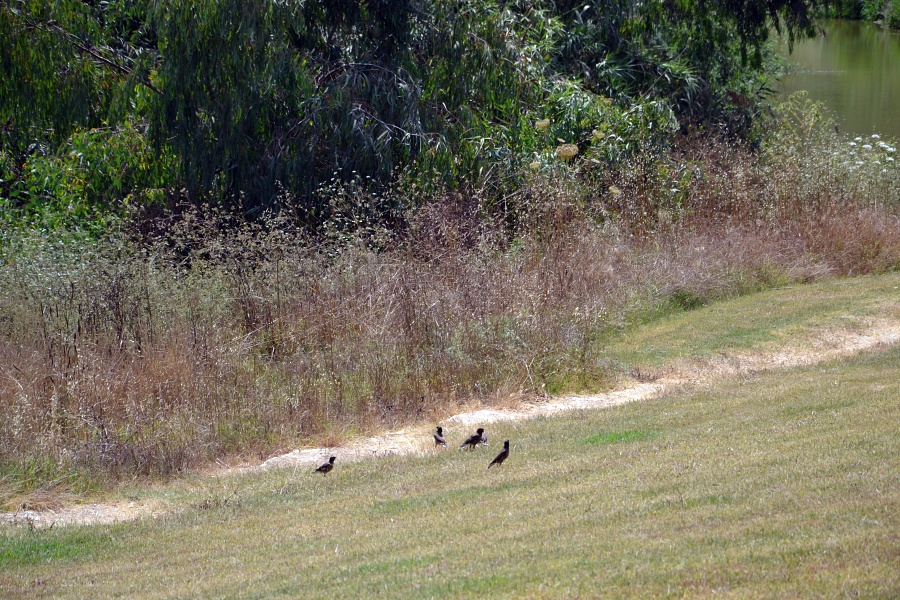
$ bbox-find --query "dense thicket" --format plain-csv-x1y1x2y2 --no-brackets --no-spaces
1,0,822,227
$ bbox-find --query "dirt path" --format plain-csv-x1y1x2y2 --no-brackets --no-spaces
4,318,899,529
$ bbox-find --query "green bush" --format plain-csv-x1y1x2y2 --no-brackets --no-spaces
889,4,900,28
4,123,171,234
861,0,887,20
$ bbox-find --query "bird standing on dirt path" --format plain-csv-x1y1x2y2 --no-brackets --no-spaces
488,440,509,469
434,426,447,447
460,428,486,450
315,456,336,476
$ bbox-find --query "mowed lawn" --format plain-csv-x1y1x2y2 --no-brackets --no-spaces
2,275,899,598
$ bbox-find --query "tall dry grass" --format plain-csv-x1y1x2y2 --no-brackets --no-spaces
1,98,898,495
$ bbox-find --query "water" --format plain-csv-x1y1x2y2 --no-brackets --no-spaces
777,20,900,140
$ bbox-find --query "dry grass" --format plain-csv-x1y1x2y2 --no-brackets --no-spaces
1,103,899,492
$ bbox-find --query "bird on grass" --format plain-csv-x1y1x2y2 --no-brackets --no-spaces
433,426,447,447
460,428,486,450
315,456,336,476
488,440,510,469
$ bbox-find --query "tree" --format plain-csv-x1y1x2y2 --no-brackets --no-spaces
2,0,825,226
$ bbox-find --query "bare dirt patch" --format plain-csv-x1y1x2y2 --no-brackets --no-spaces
0,498,167,528
4,317,899,528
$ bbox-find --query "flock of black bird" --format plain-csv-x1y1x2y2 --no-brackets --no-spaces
314,426,510,476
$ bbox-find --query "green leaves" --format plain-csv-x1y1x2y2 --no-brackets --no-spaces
1,0,824,229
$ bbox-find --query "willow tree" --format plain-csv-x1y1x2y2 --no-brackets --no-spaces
148,0,424,217
2,0,826,226
0,0,162,221
546,0,821,125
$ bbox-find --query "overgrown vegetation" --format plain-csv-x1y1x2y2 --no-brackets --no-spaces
1,1,898,491
818,0,900,27
1,92,898,493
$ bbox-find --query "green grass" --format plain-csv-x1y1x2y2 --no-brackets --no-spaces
2,339,898,598
583,429,657,445
0,528,111,567
605,271,900,367
2,274,899,596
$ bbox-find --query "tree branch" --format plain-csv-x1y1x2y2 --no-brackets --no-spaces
3,4,162,95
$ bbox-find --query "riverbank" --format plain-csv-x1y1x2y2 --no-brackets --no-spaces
4,279,899,527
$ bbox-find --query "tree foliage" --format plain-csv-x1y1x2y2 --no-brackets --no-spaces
0,0,824,229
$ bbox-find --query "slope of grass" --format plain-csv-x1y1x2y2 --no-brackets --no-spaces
2,338,897,598
605,271,900,368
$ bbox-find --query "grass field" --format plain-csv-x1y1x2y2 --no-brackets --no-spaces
1,275,899,598
604,272,900,367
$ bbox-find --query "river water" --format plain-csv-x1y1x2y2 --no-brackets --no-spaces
777,20,900,140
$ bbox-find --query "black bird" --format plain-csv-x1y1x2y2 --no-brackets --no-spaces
488,440,510,469
315,456,336,476
460,428,485,450
434,426,447,447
